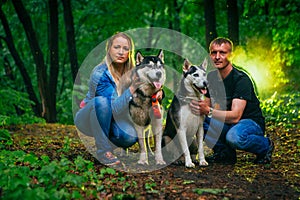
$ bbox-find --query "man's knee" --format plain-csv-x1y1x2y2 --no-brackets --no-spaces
226,131,240,148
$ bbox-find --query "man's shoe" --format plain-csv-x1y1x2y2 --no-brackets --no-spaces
98,152,121,166
206,152,237,165
254,139,274,164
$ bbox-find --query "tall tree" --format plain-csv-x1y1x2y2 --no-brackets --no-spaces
12,0,55,122
0,5,42,117
227,0,239,46
61,0,78,83
204,0,217,50
48,0,59,122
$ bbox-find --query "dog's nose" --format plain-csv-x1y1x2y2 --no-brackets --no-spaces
156,71,162,78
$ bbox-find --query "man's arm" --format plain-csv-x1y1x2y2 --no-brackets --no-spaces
190,98,246,124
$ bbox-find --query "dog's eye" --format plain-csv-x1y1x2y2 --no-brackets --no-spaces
193,74,199,77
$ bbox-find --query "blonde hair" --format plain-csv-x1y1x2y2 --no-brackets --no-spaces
105,32,135,87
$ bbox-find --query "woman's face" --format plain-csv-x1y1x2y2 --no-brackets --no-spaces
109,36,130,65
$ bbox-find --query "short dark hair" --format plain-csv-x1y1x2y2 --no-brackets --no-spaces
209,37,233,52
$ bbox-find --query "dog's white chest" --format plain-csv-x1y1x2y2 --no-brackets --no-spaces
179,105,202,132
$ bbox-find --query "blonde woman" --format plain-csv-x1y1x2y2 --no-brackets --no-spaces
75,32,139,166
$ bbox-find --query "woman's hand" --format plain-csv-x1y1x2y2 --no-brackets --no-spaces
155,90,164,101
129,75,142,94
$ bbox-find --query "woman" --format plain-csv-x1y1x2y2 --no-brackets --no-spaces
74,32,139,166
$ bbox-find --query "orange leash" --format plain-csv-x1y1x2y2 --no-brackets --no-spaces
151,94,162,119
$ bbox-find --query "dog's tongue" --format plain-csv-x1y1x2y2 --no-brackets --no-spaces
200,88,207,95
153,82,162,89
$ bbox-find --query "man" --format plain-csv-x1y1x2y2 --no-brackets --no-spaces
190,37,274,164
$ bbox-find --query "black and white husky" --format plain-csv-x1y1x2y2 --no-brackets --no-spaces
118,50,166,165
162,59,208,168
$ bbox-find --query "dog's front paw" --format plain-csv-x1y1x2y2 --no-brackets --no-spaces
155,153,166,165
137,159,149,165
138,153,149,165
155,159,166,165
185,162,195,168
199,159,208,166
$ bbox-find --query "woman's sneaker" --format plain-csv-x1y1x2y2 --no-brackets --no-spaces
254,139,274,164
98,152,121,166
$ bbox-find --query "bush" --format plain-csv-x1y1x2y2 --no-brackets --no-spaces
261,91,300,126
0,89,45,126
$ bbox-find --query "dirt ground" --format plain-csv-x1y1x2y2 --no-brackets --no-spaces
6,123,300,199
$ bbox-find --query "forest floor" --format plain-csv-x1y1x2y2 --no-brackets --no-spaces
5,123,300,199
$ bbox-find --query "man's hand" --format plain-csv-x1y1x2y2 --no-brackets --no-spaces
190,99,209,116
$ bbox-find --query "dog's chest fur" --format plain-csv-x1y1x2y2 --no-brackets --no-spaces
129,86,158,126
178,104,204,134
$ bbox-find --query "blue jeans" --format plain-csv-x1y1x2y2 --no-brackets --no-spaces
74,96,138,157
204,117,269,157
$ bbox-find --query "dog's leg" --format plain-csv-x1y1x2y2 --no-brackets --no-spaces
197,120,208,166
136,125,149,165
151,118,166,165
177,128,195,168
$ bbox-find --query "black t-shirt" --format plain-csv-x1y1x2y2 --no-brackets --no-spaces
206,66,265,132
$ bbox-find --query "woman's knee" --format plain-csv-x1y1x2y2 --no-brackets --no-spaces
94,96,110,111
113,132,137,149
121,126,138,145
123,134,138,148
112,122,138,148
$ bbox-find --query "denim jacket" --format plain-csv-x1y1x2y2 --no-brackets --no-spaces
83,63,132,115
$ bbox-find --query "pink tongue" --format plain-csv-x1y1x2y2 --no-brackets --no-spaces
153,82,162,89
201,89,207,94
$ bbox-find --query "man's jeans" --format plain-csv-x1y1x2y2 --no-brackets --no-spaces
74,96,138,157
204,117,269,157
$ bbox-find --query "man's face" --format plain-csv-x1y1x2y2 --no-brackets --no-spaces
209,43,232,70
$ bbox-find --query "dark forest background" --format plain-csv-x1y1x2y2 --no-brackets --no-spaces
0,0,299,125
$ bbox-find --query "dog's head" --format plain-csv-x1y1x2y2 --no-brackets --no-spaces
135,49,166,90
183,58,208,94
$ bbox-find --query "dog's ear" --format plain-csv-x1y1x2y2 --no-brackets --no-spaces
136,51,144,65
201,58,208,71
183,59,191,73
157,49,164,63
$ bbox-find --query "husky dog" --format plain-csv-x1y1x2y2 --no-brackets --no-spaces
162,59,208,168
118,50,166,165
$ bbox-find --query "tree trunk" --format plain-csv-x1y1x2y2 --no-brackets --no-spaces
0,6,42,117
204,0,217,50
227,0,239,46
168,0,183,91
12,0,51,121
61,0,79,83
48,0,59,122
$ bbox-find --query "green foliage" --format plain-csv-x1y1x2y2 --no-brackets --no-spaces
145,181,159,194
261,91,300,126
0,129,13,149
193,188,227,195
0,150,93,199
242,0,300,91
0,89,45,126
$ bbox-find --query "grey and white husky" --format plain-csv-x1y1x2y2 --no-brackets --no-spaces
118,50,166,165
162,58,208,168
